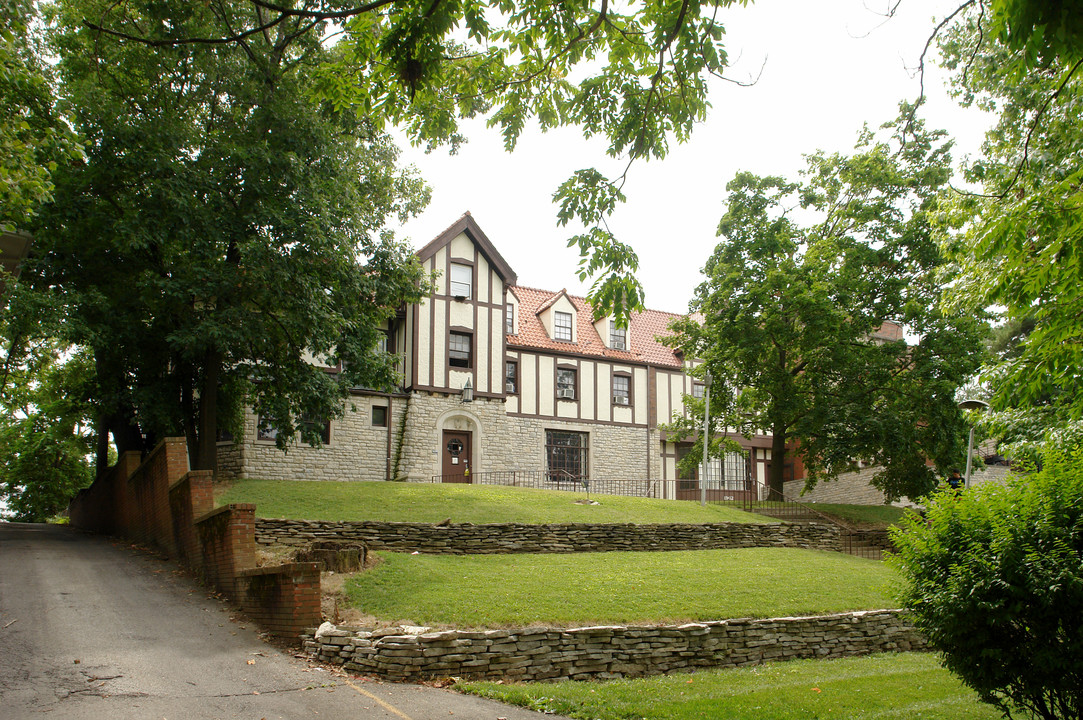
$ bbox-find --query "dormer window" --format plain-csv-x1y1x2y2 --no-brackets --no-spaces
554,311,573,341
610,321,626,350
450,263,472,299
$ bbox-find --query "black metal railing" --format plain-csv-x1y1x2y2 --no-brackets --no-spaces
840,529,895,560
430,470,664,498
703,478,820,521
705,478,894,560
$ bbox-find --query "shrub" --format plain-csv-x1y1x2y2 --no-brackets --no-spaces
890,445,1083,720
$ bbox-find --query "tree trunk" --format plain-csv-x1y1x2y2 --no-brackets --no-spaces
95,415,110,476
191,348,220,474
768,425,788,501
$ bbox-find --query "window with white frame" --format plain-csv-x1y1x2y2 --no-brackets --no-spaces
449,263,472,298
449,331,472,368
609,321,627,350
692,382,705,399
545,430,589,482
612,374,630,405
556,367,576,400
554,311,573,341
505,303,515,334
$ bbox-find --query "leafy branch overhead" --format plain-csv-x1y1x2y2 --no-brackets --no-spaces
934,0,1083,450
81,0,744,317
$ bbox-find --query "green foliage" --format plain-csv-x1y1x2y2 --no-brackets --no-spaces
939,5,1083,454
345,547,896,627
83,0,743,316
667,110,987,501
0,348,94,522
216,478,767,525
988,0,1083,63
28,0,429,469
461,653,1001,720
0,0,79,231
890,443,1083,720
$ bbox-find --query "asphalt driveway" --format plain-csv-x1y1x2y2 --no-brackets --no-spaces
0,521,567,720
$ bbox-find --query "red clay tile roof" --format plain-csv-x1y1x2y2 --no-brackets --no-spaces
508,285,684,368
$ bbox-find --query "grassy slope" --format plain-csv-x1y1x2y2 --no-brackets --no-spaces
460,652,1000,720
803,503,910,529
344,547,897,627
216,478,771,524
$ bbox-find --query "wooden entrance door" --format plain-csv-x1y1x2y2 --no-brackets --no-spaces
441,430,473,483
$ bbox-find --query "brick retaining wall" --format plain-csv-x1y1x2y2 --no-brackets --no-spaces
69,438,322,640
256,519,842,554
305,610,925,682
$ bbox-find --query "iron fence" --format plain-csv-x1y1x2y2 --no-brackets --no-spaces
840,529,895,560
430,470,664,498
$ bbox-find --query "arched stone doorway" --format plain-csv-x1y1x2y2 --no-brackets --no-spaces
435,410,482,482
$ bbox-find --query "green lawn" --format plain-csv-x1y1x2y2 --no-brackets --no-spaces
459,652,1000,720
216,478,771,524
344,548,897,628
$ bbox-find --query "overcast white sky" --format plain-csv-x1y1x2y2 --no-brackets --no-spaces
393,0,990,315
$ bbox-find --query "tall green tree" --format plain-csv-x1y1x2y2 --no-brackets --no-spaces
668,111,986,501
0,347,95,522
938,2,1083,452
0,0,78,233
80,0,744,324
29,0,428,472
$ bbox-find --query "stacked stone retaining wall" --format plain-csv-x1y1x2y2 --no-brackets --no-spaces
305,610,925,682
256,519,842,554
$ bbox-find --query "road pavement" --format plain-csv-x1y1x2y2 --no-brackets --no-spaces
0,522,568,720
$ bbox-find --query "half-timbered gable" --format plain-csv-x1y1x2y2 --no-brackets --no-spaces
408,213,516,399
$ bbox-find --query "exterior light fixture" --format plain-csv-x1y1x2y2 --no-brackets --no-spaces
958,399,989,488
461,377,474,404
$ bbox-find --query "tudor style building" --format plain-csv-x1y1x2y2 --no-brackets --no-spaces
217,213,783,498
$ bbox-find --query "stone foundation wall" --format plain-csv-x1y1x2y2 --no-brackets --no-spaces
255,519,842,554
395,392,656,482
783,464,1015,507
220,389,666,485
305,610,925,682
218,394,408,482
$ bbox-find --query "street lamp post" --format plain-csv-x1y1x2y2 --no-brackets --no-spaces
958,399,989,488
701,372,713,507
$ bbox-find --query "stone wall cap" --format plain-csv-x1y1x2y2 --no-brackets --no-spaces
568,625,627,634
236,562,321,578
